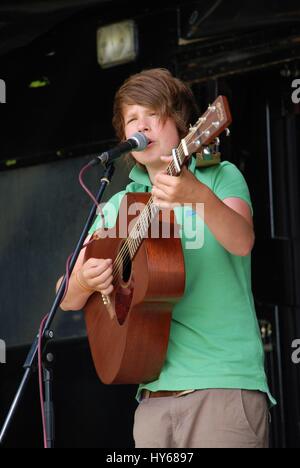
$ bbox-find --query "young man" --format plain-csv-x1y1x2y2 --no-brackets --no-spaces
57,68,275,448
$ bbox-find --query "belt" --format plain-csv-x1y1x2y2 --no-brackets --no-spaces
141,389,195,399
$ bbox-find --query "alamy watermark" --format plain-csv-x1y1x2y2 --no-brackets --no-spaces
291,339,300,364
95,200,205,250
291,79,300,104
0,339,6,364
0,79,6,103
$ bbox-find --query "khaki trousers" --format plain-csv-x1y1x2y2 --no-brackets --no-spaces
133,389,269,448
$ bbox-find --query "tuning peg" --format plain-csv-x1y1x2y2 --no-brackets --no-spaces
225,128,231,137
203,147,212,156
196,117,206,125
214,137,220,146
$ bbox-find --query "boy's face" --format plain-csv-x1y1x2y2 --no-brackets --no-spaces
122,104,180,170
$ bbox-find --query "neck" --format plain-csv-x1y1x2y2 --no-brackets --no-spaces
145,161,169,185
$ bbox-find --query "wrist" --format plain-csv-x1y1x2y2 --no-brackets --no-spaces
75,270,94,293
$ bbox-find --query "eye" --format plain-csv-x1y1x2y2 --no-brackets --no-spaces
126,118,136,125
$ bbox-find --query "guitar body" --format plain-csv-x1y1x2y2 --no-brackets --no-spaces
83,192,185,384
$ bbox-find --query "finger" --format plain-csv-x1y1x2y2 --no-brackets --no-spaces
159,202,174,209
160,155,173,162
90,258,112,272
94,258,113,269
98,275,114,290
101,284,114,296
86,258,112,269
97,267,114,283
86,264,113,280
152,186,169,200
153,199,177,209
155,173,175,187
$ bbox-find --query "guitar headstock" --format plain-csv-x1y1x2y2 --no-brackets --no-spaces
182,96,232,159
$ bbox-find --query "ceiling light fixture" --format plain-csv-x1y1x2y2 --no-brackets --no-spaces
97,20,138,69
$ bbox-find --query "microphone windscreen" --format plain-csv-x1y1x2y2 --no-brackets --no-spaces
130,132,149,151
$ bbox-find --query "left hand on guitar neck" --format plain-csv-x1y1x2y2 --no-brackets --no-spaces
151,155,208,209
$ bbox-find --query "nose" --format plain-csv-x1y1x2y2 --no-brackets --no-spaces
137,116,150,133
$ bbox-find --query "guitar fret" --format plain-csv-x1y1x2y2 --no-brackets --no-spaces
172,149,181,174
181,138,189,157
177,142,184,165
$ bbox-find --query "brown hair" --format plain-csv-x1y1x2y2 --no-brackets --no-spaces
112,68,199,169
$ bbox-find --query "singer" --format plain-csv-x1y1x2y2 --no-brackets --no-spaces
56,68,275,448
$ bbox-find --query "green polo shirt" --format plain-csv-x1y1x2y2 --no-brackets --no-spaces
89,157,275,406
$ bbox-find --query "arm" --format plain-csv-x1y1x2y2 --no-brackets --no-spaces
153,162,255,257
195,187,255,257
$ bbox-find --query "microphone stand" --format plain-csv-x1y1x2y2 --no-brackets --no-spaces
0,161,116,448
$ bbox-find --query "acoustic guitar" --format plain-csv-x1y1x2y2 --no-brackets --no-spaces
83,96,232,384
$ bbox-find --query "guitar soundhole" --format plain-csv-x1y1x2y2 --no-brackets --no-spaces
115,243,134,326
122,249,132,283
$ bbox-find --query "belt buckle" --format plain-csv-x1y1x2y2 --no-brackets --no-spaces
142,390,151,400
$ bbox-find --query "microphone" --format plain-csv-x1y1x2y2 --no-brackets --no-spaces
90,132,149,166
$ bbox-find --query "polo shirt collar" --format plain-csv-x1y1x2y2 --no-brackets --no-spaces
129,164,152,188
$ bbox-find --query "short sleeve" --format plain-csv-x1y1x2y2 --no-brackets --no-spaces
88,190,126,236
212,162,253,214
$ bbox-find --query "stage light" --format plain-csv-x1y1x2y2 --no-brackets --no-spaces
97,20,138,69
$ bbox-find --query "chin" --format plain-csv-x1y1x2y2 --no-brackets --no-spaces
140,158,162,169
134,151,160,165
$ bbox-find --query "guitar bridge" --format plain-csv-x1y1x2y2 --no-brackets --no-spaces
101,293,111,305
100,293,115,321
